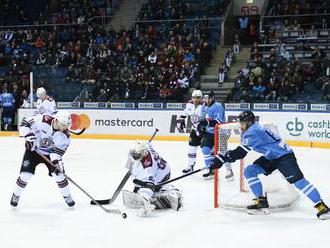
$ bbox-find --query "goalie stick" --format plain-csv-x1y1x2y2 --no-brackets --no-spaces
37,152,126,218
158,167,208,186
90,128,160,205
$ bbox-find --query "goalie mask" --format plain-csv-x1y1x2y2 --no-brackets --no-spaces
129,140,148,161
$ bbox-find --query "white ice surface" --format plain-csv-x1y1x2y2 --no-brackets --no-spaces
0,137,329,248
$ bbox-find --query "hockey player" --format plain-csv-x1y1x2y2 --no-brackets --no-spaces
0,89,15,130
198,91,233,180
210,110,330,219
176,89,204,173
36,87,57,115
124,140,182,216
10,110,75,208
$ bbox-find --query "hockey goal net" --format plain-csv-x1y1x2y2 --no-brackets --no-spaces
214,122,300,210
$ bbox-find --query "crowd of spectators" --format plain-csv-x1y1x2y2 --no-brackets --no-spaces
49,0,107,25
229,0,330,103
230,38,329,103
0,0,228,104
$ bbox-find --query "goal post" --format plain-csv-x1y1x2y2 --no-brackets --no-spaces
213,122,300,210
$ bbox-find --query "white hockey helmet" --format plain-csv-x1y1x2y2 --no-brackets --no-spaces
36,87,47,99
55,110,72,131
192,90,203,98
129,140,148,161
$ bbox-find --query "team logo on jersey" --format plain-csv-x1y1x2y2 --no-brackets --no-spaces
39,137,53,148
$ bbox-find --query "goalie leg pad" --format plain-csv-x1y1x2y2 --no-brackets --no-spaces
122,190,156,216
154,185,183,211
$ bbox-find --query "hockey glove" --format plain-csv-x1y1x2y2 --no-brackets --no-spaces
53,160,65,175
210,154,225,170
176,118,186,131
197,119,208,136
25,133,36,151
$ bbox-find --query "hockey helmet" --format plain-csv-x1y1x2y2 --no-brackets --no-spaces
192,90,203,98
36,87,47,99
238,110,255,123
203,90,214,102
55,110,72,131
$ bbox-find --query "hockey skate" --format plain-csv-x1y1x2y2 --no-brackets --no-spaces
247,195,270,215
182,163,195,174
10,194,20,207
225,168,234,182
64,195,75,207
315,201,330,220
202,168,214,179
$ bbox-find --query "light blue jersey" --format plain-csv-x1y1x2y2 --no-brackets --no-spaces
0,92,15,107
242,123,292,160
201,102,225,134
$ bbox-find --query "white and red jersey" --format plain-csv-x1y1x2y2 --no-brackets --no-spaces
20,115,70,162
36,96,57,116
130,143,171,185
179,100,204,130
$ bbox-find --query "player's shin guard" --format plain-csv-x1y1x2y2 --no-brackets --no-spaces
244,165,266,198
294,178,321,204
11,172,33,207
52,173,75,207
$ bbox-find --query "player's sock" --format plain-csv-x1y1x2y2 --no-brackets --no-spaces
13,172,33,197
183,145,198,173
52,173,75,206
294,178,321,204
244,164,266,198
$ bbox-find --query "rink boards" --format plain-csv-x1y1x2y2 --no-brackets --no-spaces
5,108,330,149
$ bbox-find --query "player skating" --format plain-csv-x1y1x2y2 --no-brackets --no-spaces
123,140,182,216
198,91,234,180
36,87,57,115
176,90,204,173
210,110,330,219
10,110,75,207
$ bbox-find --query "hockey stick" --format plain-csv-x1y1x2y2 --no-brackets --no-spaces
36,152,127,218
158,167,208,186
69,128,86,135
90,128,160,205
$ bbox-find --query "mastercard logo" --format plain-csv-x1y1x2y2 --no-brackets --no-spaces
70,114,91,130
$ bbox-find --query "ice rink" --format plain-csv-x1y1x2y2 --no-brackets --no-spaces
1,137,330,248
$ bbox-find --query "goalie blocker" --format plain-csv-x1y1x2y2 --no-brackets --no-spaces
124,140,182,216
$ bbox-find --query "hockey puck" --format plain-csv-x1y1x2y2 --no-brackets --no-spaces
122,213,127,219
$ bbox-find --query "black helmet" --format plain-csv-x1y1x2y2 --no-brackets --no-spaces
238,110,255,123
203,90,214,99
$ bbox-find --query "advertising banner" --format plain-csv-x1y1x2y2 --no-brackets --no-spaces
18,109,330,146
